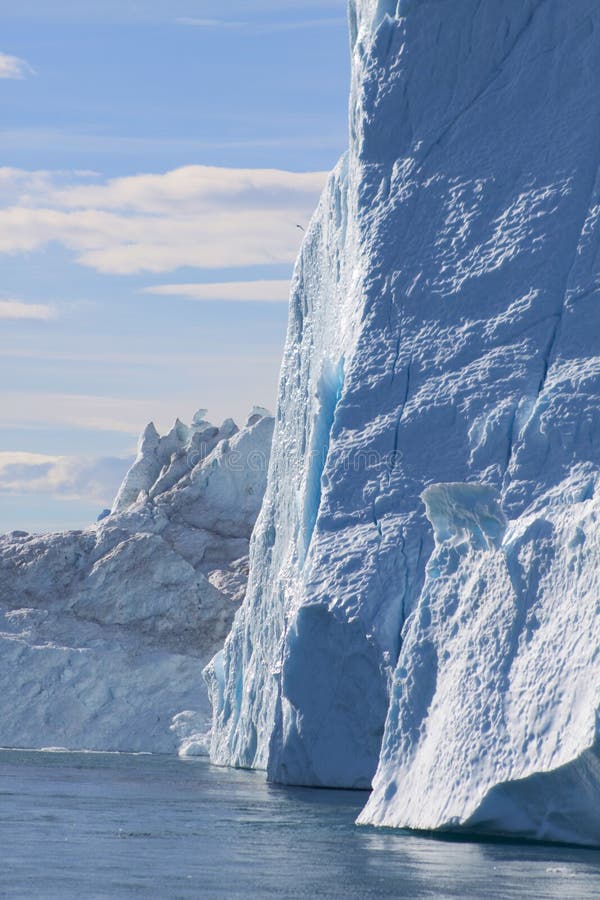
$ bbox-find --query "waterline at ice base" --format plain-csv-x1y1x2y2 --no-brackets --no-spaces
205,0,600,846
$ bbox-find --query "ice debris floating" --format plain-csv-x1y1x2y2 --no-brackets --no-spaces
206,0,600,844
0,409,273,754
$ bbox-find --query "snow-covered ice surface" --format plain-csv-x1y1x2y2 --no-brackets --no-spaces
207,0,600,843
0,410,273,753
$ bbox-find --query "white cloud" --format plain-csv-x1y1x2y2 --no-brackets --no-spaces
0,299,57,320
0,451,131,503
0,165,325,274
0,52,34,79
144,279,291,302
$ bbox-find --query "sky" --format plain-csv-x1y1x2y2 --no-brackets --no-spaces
0,1,350,533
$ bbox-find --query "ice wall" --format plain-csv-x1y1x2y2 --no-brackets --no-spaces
359,0,600,844
207,0,600,825
360,474,600,845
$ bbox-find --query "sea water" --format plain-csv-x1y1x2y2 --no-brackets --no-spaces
1,749,599,899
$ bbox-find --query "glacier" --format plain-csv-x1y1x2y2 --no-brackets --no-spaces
206,0,600,843
0,408,273,754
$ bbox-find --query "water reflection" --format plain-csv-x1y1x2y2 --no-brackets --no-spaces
0,750,599,899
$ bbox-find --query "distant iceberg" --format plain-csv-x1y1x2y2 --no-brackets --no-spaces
0,409,273,754
207,0,600,845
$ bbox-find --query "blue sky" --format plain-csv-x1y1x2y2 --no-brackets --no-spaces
0,1,349,532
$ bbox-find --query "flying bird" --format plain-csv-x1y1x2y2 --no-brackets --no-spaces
296,224,305,232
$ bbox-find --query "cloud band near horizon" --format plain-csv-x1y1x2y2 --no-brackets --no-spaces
0,451,132,504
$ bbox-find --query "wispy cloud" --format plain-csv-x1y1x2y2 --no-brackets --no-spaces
0,1,341,25
0,389,280,437
0,391,161,435
0,51,34,79
0,128,345,157
176,17,248,28
0,165,326,274
0,299,57,320
176,16,345,34
0,451,131,503
144,279,291,303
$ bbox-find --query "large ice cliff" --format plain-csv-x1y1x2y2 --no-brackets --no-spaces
207,0,600,843
0,409,273,753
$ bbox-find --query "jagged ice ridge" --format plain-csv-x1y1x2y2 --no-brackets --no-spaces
0,408,273,754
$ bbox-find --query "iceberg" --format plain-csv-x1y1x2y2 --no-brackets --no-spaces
0,409,273,753
207,0,600,842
